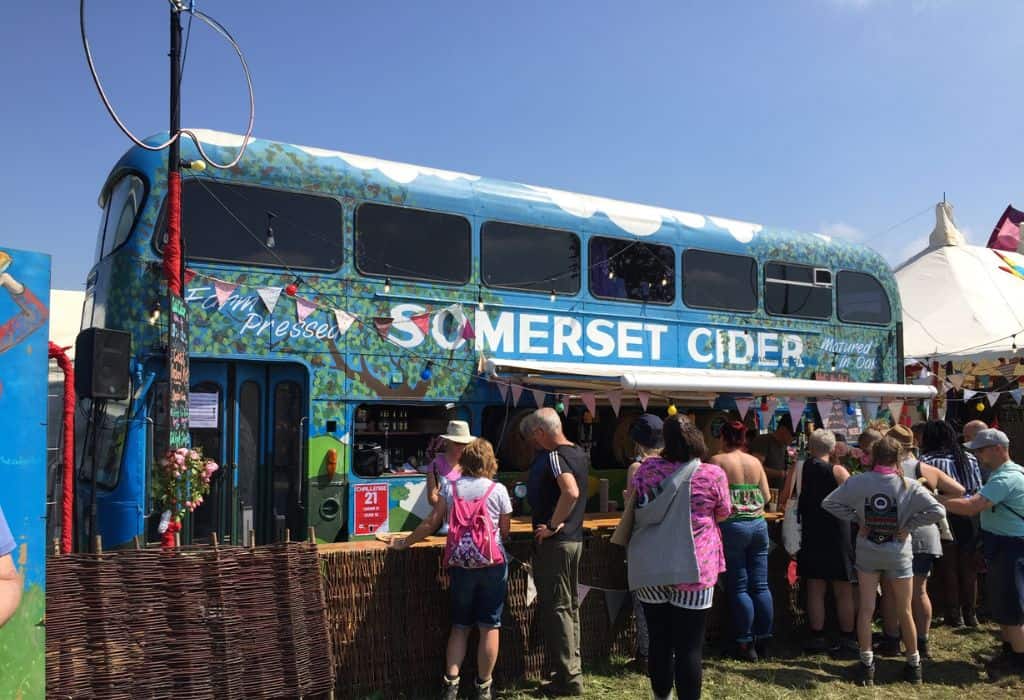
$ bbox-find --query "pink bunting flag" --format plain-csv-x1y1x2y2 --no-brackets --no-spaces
886,400,904,422
531,389,545,408
510,383,524,406
373,317,394,339
496,380,509,402
787,398,806,430
949,373,965,390
295,297,317,322
333,309,355,335
577,584,591,603
411,313,431,335
734,397,753,420
213,279,237,308
461,318,476,341
608,390,622,416
987,391,1001,407
638,391,650,411
257,286,282,314
581,392,597,416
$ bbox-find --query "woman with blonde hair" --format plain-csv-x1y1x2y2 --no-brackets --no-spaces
391,438,512,700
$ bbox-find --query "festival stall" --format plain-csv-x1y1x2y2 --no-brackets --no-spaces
896,201,1024,460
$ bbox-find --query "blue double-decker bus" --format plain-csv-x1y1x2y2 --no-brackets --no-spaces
79,129,933,547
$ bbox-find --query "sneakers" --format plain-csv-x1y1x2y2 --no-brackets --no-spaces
918,637,931,661
850,661,875,686
903,662,923,685
474,678,493,700
442,675,459,700
734,642,758,662
945,609,964,628
963,608,979,628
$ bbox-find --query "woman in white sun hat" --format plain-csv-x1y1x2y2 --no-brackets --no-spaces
424,420,476,509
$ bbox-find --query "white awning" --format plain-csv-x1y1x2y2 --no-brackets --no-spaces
486,358,936,401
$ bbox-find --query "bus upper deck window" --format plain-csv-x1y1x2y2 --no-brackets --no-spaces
355,203,470,284
481,221,580,295
682,249,757,312
95,175,146,261
837,271,891,325
590,236,675,304
764,262,833,320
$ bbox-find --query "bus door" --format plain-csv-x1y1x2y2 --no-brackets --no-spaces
189,361,308,545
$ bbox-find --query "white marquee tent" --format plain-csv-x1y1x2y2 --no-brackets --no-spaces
895,202,1024,362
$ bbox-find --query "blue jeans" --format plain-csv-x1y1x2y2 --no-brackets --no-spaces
720,518,773,643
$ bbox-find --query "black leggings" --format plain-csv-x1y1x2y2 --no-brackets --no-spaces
642,603,707,700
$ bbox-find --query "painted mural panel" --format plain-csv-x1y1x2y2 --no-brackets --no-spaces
0,247,49,698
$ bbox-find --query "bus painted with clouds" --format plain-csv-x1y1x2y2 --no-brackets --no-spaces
79,129,931,548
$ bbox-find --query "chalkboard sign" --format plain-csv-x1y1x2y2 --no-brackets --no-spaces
168,294,190,449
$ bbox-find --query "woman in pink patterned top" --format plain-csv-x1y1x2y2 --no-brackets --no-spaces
627,417,730,700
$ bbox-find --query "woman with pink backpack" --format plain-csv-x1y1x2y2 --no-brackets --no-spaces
390,438,512,700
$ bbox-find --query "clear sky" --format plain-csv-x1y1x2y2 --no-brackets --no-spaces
2,1,1022,289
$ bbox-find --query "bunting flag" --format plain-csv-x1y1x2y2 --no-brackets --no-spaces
604,590,629,625
184,268,197,284
510,383,524,406
608,390,622,416
213,279,237,308
561,394,572,412
295,297,317,322
460,318,476,341
886,400,904,422
949,374,965,390
1011,389,1023,405
525,572,537,607
373,317,394,338
734,397,753,420
446,303,466,325
411,313,431,335
861,400,879,421
531,389,546,408
333,309,356,335
257,286,282,314
577,584,591,603
496,381,509,402
963,389,977,401
581,391,597,416
638,391,650,411
987,391,1001,408
787,398,806,430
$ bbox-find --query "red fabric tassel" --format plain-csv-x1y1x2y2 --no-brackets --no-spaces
164,172,182,296
48,341,75,554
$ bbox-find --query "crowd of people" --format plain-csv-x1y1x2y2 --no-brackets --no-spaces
389,411,1024,700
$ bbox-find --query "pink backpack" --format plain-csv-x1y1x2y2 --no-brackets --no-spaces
444,482,505,569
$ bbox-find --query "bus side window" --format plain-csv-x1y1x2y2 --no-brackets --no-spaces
95,175,146,261
481,220,580,295
355,203,470,284
590,236,674,304
682,249,758,312
764,262,832,320
836,271,892,325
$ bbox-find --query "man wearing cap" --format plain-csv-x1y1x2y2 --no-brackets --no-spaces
0,505,21,627
940,428,1024,678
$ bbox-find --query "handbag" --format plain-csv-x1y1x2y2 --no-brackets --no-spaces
610,490,636,547
782,459,804,557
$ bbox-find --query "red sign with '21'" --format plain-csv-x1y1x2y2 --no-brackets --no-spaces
353,483,390,535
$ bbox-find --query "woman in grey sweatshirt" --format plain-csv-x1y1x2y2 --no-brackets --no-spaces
822,436,945,687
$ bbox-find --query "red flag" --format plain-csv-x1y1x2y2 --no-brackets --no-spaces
411,313,431,335
373,317,394,338
184,268,197,284
461,318,476,341
987,205,1024,251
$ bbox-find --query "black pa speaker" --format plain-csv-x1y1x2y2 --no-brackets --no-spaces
75,328,131,400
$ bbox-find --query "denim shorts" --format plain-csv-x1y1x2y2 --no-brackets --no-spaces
912,553,938,578
985,534,1024,626
449,562,508,629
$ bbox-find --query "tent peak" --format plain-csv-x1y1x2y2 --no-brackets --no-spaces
929,201,966,248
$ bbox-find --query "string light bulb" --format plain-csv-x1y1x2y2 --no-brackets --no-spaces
667,404,679,416
148,299,162,326
420,362,433,381
383,277,392,294
1013,335,1018,353
477,288,484,311
265,212,276,249
550,289,556,302
555,399,565,414
661,277,668,287
285,280,299,297
608,270,615,280
976,401,985,412
830,354,838,372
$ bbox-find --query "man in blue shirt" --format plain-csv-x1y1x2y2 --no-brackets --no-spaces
0,505,21,627
940,429,1024,679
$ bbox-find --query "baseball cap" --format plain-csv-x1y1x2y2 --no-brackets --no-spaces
630,414,664,449
964,428,1009,450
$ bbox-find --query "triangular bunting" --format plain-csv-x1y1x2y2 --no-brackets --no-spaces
333,309,355,335
577,584,591,603
213,279,237,308
496,380,509,402
787,398,806,430
949,374,965,390
525,572,537,607
510,383,524,406
531,389,546,408
446,303,466,325
604,590,629,625
638,391,650,411
886,400,904,422
987,391,1001,408
373,317,394,338
1010,389,1023,405
460,318,476,341
184,268,196,284
963,389,977,401
257,286,282,314
608,390,622,416
861,400,879,421
295,297,317,322
734,397,753,420
411,313,431,335
581,391,597,416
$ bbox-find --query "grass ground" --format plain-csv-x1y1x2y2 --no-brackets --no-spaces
369,622,1024,699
